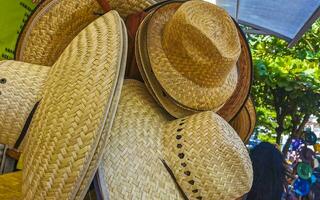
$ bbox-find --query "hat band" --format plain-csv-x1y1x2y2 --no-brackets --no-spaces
14,101,40,149
161,159,189,200
96,0,111,12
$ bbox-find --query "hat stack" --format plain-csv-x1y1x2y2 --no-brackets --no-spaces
0,0,256,199
133,0,256,140
0,11,128,200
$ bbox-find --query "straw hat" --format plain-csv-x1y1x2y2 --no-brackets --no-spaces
229,98,256,144
15,0,157,66
96,79,253,200
135,0,252,120
0,61,49,148
0,11,127,200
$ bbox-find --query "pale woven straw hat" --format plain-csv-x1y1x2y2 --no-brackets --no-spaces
230,98,256,144
0,11,127,200
136,0,252,121
97,79,253,200
0,61,49,148
15,0,157,66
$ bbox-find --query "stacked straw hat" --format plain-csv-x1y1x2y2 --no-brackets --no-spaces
0,11,127,200
230,98,256,143
96,79,253,200
0,0,257,199
15,0,159,66
134,0,253,121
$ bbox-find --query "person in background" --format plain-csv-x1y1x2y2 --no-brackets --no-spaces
246,142,287,200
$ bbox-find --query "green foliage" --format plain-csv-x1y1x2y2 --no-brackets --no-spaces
250,19,320,145
258,133,276,144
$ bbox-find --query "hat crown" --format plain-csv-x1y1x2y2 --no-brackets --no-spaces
162,1,241,87
163,111,253,199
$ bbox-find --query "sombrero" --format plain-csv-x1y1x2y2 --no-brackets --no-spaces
135,0,252,121
0,11,127,200
15,0,158,66
229,97,256,144
96,79,253,199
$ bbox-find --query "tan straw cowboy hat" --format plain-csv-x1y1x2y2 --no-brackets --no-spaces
0,11,127,200
135,0,252,121
95,79,253,200
230,97,256,144
15,0,158,66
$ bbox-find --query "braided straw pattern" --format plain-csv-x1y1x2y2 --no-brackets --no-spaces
101,80,253,199
74,19,128,200
0,171,22,200
217,22,253,121
16,0,159,66
163,111,253,199
109,0,157,17
22,11,123,200
230,98,256,144
16,0,103,66
136,10,196,118
0,61,49,148
147,1,239,110
102,80,183,199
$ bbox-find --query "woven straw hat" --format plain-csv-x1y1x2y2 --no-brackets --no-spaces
15,0,157,66
139,1,239,110
97,79,253,200
0,11,127,200
0,61,49,148
230,98,256,144
136,0,252,120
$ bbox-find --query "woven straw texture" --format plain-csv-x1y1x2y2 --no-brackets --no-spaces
109,0,157,17
101,79,253,199
217,22,253,121
16,0,158,66
16,0,103,66
163,113,253,200
0,171,22,200
21,11,124,200
230,98,256,144
73,18,128,200
136,9,195,118
147,1,240,110
0,61,49,148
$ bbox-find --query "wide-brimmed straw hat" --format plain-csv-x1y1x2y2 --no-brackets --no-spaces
15,0,157,66
95,79,253,200
229,97,256,144
0,11,127,200
135,0,252,120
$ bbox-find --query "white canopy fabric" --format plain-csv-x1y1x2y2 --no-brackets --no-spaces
204,0,320,47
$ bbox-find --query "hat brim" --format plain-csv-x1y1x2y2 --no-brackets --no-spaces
22,11,126,199
15,0,103,66
15,0,158,66
137,1,252,121
229,97,256,144
73,18,128,200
